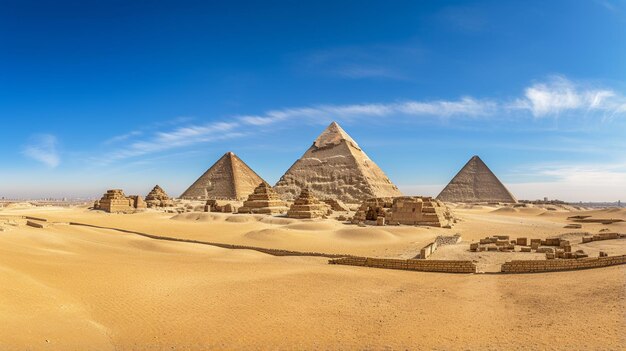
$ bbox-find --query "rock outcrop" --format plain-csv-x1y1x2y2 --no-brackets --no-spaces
238,182,289,215
437,155,517,203
287,188,331,219
274,122,402,204
180,152,265,200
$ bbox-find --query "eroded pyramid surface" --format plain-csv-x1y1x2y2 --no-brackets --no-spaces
274,122,402,203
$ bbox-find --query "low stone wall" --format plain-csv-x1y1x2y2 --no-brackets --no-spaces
26,220,47,228
420,241,438,259
329,257,476,273
501,255,626,273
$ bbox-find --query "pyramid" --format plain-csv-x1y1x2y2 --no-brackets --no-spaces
180,152,265,200
145,185,173,207
287,188,332,219
436,156,517,203
237,181,289,215
274,122,402,203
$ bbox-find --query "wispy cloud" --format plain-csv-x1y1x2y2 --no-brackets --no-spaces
22,134,60,168
509,76,626,119
95,75,625,165
102,130,143,145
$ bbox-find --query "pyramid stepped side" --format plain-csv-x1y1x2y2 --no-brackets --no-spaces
274,122,402,203
437,156,517,203
238,182,289,215
287,188,331,219
180,152,265,200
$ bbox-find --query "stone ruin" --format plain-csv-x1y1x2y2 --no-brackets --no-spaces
287,188,332,219
145,185,174,208
470,235,590,259
351,196,453,227
351,197,394,224
204,199,238,213
387,197,453,227
94,189,146,213
238,182,289,215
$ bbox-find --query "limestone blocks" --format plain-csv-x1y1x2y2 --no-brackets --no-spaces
94,189,146,213
238,182,289,215
287,188,332,219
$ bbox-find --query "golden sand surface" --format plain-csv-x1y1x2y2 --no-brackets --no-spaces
0,206,624,350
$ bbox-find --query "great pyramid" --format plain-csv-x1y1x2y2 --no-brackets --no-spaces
180,152,265,200
274,122,402,203
436,155,517,203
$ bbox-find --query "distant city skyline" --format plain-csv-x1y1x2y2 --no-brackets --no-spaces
1,0,624,201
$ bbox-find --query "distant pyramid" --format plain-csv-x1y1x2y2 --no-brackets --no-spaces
436,156,517,203
180,152,265,200
274,122,402,203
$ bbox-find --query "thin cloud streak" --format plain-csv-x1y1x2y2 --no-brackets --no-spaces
22,134,61,168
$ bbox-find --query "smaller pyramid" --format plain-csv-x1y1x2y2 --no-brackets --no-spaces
180,152,265,200
287,188,332,219
437,156,517,203
145,185,173,208
238,182,289,215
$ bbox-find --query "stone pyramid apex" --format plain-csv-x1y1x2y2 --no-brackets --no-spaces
313,121,359,149
437,155,517,203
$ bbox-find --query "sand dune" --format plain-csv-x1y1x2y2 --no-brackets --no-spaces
0,206,624,349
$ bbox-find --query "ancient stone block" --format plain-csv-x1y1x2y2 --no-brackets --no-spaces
287,188,332,219
516,237,528,246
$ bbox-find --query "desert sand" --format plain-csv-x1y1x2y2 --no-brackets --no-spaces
0,204,624,350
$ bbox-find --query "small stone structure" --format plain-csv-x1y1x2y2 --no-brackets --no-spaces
238,182,289,215
204,200,238,213
387,196,453,227
94,189,146,213
287,188,331,219
351,197,394,224
352,196,453,227
145,185,174,208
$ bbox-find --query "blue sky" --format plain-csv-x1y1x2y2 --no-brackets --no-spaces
1,0,625,201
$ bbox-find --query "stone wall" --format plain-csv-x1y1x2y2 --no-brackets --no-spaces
501,255,626,273
329,257,476,273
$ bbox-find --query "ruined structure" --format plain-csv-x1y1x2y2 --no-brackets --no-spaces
238,182,289,215
274,122,402,203
287,188,332,219
437,155,517,203
352,196,453,227
180,152,265,200
388,197,453,227
204,200,238,213
145,185,174,208
94,189,145,213
351,198,394,223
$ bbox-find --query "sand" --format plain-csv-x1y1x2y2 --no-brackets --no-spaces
0,206,624,350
